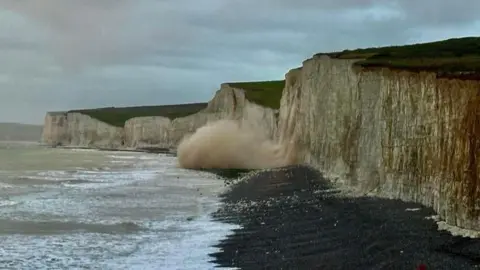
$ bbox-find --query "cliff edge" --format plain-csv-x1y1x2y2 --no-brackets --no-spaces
41,82,282,149
277,38,480,231
124,83,280,148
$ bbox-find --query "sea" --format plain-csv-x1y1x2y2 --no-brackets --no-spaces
0,141,239,270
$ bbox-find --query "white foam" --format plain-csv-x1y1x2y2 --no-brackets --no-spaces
22,175,78,182
0,150,238,269
110,160,132,164
64,148,99,153
37,171,68,177
0,215,240,270
107,155,139,160
426,215,480,238
100,215,240,270
0,200,18,207
0,183,15,189
139,155,159,160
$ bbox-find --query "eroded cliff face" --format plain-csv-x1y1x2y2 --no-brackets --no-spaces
42,112,124,148
124,116,171,148
278,55,480,230
41,112,68,146
43,84,278,150
66,113,124,148
124,84,278,148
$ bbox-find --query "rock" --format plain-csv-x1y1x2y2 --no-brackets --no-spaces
277,55,480,231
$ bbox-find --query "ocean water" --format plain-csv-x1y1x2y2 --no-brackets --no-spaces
0,141,238,269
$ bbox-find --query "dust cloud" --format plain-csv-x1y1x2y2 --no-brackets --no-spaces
177,120,295,169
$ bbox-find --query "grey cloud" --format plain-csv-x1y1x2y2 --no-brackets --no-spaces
1,0,146,68
0,0,478,124
0,37,42,51
261,0,480,26
392,0,480,26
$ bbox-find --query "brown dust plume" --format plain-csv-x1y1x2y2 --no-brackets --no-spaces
177,119,296,169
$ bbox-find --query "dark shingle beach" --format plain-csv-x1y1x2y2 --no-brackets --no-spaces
209,165,480,270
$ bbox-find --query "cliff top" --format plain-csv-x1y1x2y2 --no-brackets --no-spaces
228,80,285,109
46,111,67,116
69,103,207,127
66,80,286,127
317,36,480,78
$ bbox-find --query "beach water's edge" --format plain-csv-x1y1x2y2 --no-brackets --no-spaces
50,145,176,155
209,165,480,270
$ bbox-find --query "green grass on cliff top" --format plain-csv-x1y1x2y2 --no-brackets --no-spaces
318,36,480,77
228,80,285,110
69,103,207,127
68,80,286,127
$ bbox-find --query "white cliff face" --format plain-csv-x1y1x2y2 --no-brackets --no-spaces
278,55,480,231
41,112,68,146
124,84,279,148
124,116,171,148
42,112,123,148
66,113,124,148
42,84,278,150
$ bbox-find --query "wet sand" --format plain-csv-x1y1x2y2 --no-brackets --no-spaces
209,165,480,270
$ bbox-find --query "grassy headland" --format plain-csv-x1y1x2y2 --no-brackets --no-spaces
228,80,285,109
317,36,480,78
69,103,207,127
67,80,287,127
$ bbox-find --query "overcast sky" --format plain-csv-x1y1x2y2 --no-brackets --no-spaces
0,0,479,124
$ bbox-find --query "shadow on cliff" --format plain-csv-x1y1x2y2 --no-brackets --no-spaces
176,119,296,170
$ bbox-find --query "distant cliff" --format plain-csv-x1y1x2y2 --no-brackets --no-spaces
125,84,278,148
42,111,123,148
41,83,280,149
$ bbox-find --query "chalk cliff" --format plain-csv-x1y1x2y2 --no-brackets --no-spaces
66,113,124,148
123,84,278,148
42,112,124,148
42,84,278,149
277,54,480,231
42,112,68,146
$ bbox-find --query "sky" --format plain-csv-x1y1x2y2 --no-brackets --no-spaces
0,0,479,124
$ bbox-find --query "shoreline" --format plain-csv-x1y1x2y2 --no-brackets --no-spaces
42,144,480,238
45,145,177,156
31,143,480,268
209,165,480,269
